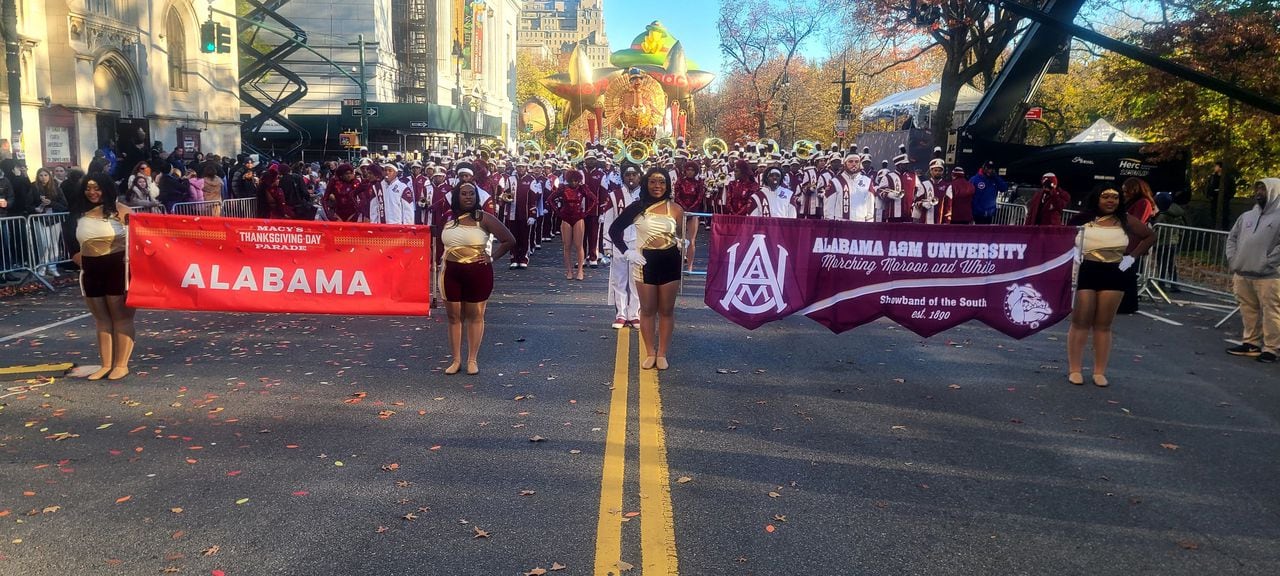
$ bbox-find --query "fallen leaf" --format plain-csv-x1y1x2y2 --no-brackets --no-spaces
375,525,389,533
115,495,132,504
519,490,536,496
948,384,962,390
676,476,692,484
891,425,908,430
773,514,787,522
529,435,546,442
550,563,566,571
235,498,249,505
41,505,60,514
170,507,183,514
1176,539,1200,550
1161,443,1180,451
201,545,220,556
617,560,635,572
381,463,401,472
767,491,781,498
524,569,548,576
472,526,490,538
893,378,905,383
402,512,418,521
171,530,185,540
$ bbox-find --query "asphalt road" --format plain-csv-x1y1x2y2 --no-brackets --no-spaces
1,234,1279,576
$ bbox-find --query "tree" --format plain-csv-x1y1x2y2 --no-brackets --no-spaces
717,0,824,139
843,0,1043,148
1100,6,1280,185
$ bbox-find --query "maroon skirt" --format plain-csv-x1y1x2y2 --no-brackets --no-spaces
442,260,494,303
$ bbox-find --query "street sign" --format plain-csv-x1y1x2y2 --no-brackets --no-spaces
351,107,379,117
409,121,429,129
342,99,361,106
1025,107,1043,120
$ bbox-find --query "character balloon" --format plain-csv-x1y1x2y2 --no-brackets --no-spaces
638,42,714,139
540,44,618,142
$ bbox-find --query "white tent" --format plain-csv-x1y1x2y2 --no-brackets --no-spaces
859,83,985,123
1066,119,1143,143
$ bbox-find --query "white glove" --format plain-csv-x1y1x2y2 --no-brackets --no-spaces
527,217,536,226
681,239,690,250
1118,255,1135,271
887,190,904,200
624,248,646,266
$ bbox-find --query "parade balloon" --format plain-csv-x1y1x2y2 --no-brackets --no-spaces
540,44,619,126
638,42,715,104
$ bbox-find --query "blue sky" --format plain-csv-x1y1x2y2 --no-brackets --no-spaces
604,1,723,76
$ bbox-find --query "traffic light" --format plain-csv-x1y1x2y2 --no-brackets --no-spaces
200,20,216,54
216,23,231,54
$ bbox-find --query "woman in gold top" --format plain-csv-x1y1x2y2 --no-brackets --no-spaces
64,174,136,380
608,168,685,370
1066,187,1155,387
440,182,515,375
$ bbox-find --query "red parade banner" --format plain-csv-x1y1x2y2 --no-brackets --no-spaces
705,216,1080,338
127,214,432,316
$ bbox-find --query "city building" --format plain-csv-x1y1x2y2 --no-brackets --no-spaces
246,0,520,158
0,0,241,169
517,0,608,69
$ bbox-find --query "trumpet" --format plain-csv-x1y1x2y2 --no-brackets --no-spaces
603,138,625,163
557,139,586,164
624,140,651,165
499,189,515,203
654,136,677,155
793,139,818,160
702,137,727,158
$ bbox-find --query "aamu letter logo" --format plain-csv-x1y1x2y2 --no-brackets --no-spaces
719,234,788,314
1004,283,1053,328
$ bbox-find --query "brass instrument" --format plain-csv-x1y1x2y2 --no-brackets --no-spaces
603,138,626,164
702,137,728,158
557,139,586,164
762,138,780,156
519,140,543,159
654,136,677,155
792,139,818,160
624,140,651,165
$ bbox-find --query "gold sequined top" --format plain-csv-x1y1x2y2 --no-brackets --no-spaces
75,213,127,257
1081,220,1128,263
441,222,489,263
634,201,678,250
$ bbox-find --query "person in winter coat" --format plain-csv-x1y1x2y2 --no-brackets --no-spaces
968,161,1007,224
1026,173,1071,225
123,162,161,210
257,165,293,220
1225,178,1280,363
323,163,363,222
946,167,976,224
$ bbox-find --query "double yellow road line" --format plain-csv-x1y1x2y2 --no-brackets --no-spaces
594,330,679,576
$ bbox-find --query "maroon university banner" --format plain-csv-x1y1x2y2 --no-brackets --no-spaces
704,216,1080,338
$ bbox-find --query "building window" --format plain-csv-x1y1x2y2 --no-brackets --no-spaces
167,8,188,91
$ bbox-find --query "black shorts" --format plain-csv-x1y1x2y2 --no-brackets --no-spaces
442,260,494,303
1077,259,1130,292
80,251,128,298
638,246,682,285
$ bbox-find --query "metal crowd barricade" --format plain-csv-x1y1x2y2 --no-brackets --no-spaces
131,205,166,214
994,202,1028,226
26,212,71,279
1141,222,1239,327
169,200,223,216
1,215,53,290
1061,208,1080,224
221,198,257,218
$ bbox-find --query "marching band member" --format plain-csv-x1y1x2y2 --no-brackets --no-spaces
913,159,950,224
1026,172,1071,226
876,152,917,223
947,166,977,224
583,151,607,268
673,162,707,271
410,162,429,224
377,164,414,225
608,168,685,371
600,166,643,328
725,160,759,217
440,181,516,376
504,159,539,269
825,153,875,222
545,169,597,281
756,167,797,218
323,163,363,222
